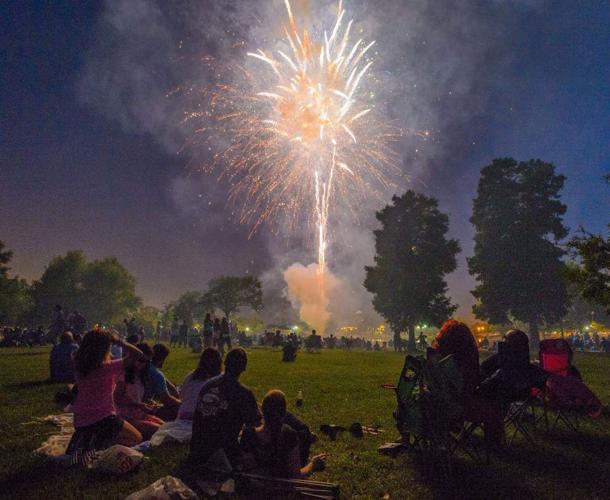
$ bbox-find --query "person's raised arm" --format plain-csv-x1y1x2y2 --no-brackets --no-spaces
110,330,143,358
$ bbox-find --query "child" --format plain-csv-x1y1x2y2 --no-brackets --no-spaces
67,329,143,456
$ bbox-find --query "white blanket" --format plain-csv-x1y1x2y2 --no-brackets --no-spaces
33,413,75,457
149,419,192,446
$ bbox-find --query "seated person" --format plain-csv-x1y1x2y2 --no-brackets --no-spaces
114,343,164,439
479,330,548,402
50,331,79,383
145,343,181,421
240,390,326,478
189,348,260,466
282,340,297,362
431,320,504,446
67,329,143,456
178,347,222,420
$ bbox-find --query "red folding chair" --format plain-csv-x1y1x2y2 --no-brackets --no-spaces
539,339,583,431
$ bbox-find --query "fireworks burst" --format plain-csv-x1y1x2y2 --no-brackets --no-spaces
186,0,400,276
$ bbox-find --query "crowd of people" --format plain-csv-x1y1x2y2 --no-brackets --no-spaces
50,326,325,479
409,320,603,449
566,331,610,352
0,302,604,490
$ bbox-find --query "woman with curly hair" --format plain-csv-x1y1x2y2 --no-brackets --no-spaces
67,329,143,456
432,320,504,446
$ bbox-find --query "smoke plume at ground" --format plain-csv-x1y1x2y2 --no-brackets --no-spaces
283,262,342,334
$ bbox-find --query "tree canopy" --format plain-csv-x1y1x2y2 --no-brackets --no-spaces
30,250,141,326
468,158,568,345
364,191,460,349
0,241,32,325
172,291,206,327
568,174,609,313
203,275,263,321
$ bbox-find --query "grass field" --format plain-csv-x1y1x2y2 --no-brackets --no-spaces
1,346,609,499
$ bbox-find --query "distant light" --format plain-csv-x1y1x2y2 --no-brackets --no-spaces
245,327,250,332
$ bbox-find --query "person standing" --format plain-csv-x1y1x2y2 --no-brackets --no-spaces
50,304,66,343
219,317,231,356
178,320,189,348
203,313,214,348
170,321,178,347
393,331,403,353
213,317,221,348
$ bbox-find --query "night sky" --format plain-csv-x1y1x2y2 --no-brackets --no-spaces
1,0,609,322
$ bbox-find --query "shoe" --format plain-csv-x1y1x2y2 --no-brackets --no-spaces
319,424,346,440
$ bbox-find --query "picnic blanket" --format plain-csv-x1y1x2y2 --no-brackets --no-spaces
33,413,75,457
125,476,197,500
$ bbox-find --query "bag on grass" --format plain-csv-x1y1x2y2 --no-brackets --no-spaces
150,419,192,446
125,476,198,500
90,445,144,474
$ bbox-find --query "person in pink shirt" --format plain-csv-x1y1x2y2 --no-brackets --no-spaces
67,329,143,456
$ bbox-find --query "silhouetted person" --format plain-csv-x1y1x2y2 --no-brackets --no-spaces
219,317,231,356
178,321,188,348
190,348,259,466
50,332,78,383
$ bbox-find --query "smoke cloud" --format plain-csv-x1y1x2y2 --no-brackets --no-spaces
78,0,550,330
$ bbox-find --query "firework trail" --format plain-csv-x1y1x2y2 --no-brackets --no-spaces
247,0,383,276
185,0,400,330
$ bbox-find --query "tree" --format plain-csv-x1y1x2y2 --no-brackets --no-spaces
568,174,609,313
133,306,162,333
468,158,568,346
172,291,205,327
0,241,13,277
0,242,33,325
30,251,88,323
80,257,141,324
203,276,263,321
562,279,609,331
364,191,460,349
31,251,141,326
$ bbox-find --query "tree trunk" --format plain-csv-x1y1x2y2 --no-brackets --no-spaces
529,316,540,350
407,323,416,351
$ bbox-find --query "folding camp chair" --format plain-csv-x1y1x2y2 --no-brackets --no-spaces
381,354,486,476
503,396,540,445
236,474,340,499
539,339,580,432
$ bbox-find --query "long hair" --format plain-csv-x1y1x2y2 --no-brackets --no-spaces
124,343,153,385
74,330,112,378
434,320,480,392
192,347,222,381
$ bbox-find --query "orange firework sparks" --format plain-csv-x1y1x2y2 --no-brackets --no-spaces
185,0,400,275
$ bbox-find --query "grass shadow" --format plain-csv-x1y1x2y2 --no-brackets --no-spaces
5,379,57,389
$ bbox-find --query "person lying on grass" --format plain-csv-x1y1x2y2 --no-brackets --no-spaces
67,329,143,456
240,390,326,479
114,342,164,440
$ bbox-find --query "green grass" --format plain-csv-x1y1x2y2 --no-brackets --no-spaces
1,347,610,499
